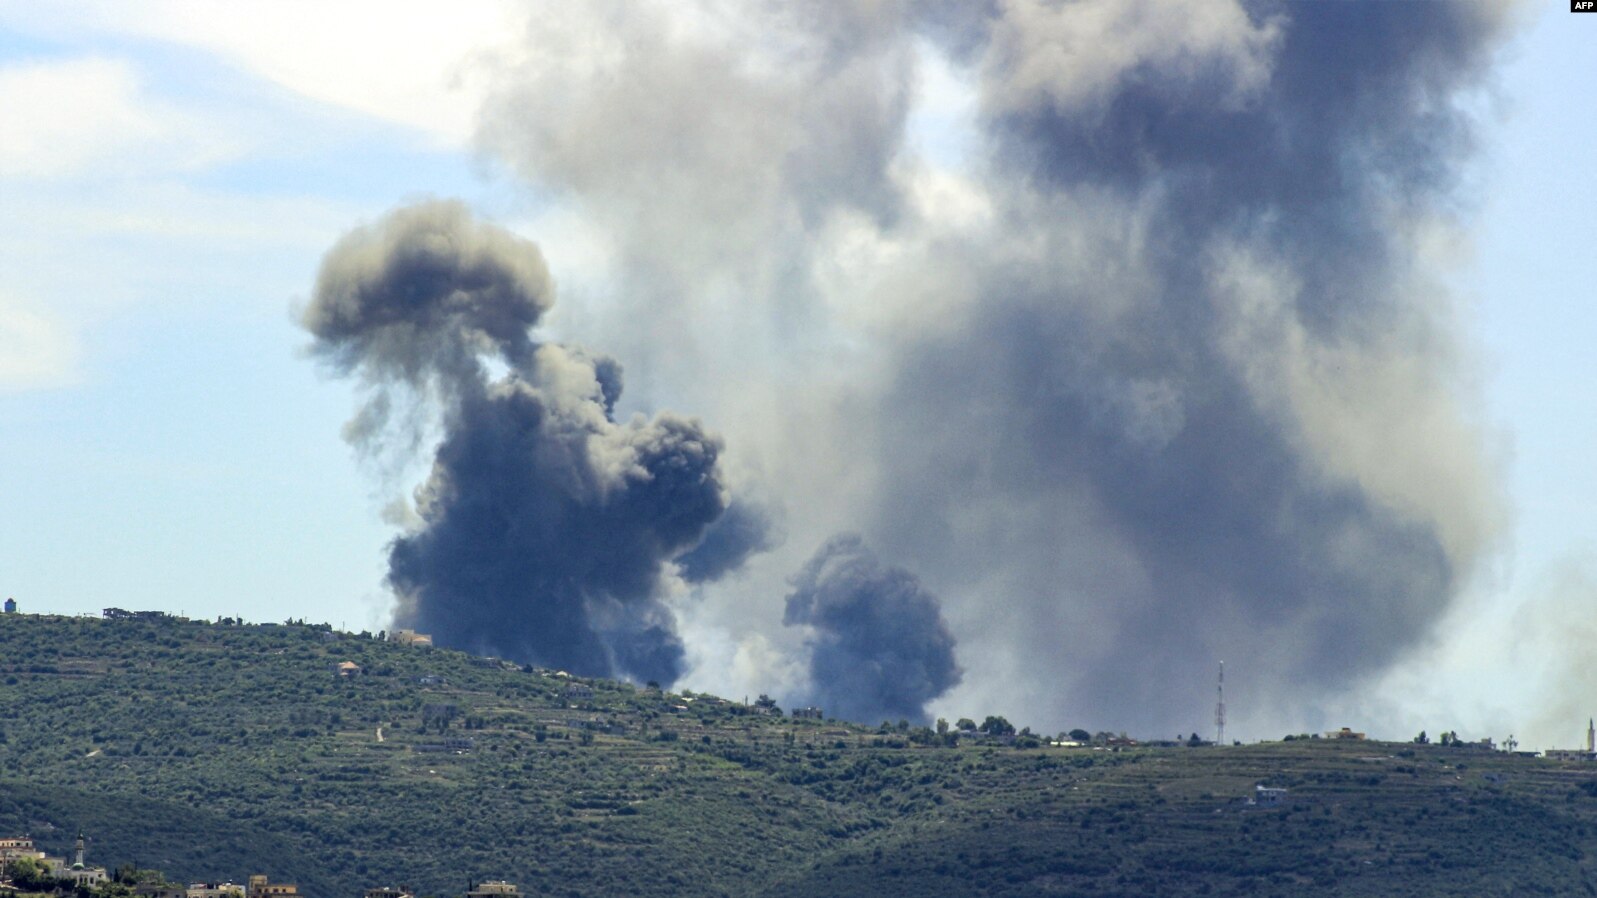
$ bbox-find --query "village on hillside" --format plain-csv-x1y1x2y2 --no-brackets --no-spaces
0,834,517,898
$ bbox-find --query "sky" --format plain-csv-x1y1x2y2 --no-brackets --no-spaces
1,0,1594,748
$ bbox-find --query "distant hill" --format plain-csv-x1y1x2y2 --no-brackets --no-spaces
3,612,1597,897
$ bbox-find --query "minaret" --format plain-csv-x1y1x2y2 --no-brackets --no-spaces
1214,661,1226,746
73,832,85,869
1587,718,1593,754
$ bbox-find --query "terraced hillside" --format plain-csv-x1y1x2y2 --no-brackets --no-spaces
2,613,1596,897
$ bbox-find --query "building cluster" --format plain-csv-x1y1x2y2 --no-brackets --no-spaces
0,834,106,888
0,836,518,898
101,608,173,622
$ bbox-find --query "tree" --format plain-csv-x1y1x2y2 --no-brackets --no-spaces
936,718,950,736
1414,730,1429,745
1069,728,1091,742
955,718,977,732
979,715,1015,736
6,856,57,891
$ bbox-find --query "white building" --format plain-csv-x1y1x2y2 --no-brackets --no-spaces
1251,785,1288,807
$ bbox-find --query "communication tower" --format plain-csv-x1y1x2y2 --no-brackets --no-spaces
1215,661,1226,746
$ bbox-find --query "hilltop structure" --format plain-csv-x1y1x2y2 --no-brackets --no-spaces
1542,720,1597,761
245,875,300,898
187,882,245,898
0,836,44,866
465,881,517,898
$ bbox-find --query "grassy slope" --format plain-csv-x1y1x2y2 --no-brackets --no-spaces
2,614,1597,897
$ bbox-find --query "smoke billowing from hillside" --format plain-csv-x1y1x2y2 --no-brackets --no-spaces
303,200,759,683
784,534,961,725
467,0,1516,734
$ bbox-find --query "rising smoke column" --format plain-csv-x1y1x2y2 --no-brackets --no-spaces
784,534,961,725
861,0,1514,731
471,1,1517,734
304,200,756,683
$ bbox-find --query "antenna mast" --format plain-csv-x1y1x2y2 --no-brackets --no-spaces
1215,661,1226,746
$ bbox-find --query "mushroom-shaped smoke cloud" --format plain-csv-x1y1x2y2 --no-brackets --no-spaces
303,200,765,683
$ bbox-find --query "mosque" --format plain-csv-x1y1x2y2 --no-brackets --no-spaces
1543,719,1597,762
0,833,108,886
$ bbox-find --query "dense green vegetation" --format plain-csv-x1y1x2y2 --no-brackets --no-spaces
4,613,1597,897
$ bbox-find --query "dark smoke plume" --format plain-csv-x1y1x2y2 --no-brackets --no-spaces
675,499,777,584
471,1,1516,734
304,199,752,683
784,534,961,725
860,0,1513,732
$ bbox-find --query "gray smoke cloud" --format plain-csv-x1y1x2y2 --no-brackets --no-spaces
472,1,1517,735
676,499,778,585
784,534,961,725
304,199,759,683
861,0,1512,734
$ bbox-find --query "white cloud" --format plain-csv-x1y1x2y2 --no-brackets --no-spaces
0,0,527,146
0,56,234,178
0,297,79,392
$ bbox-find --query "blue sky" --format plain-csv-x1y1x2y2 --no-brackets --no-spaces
1475,6,1597,573
1,2,1594,744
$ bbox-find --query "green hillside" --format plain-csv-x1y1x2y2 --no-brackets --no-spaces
3,612,1597,897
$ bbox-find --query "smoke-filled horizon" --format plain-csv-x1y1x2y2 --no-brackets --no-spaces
13,0,1594,746
461,0,1517,736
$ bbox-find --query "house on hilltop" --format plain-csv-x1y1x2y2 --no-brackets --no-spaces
187,882,246,898
246,875,300,898
0,836,48,871
466,881,517,898
1250,785,1289,807
3,598,15,614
